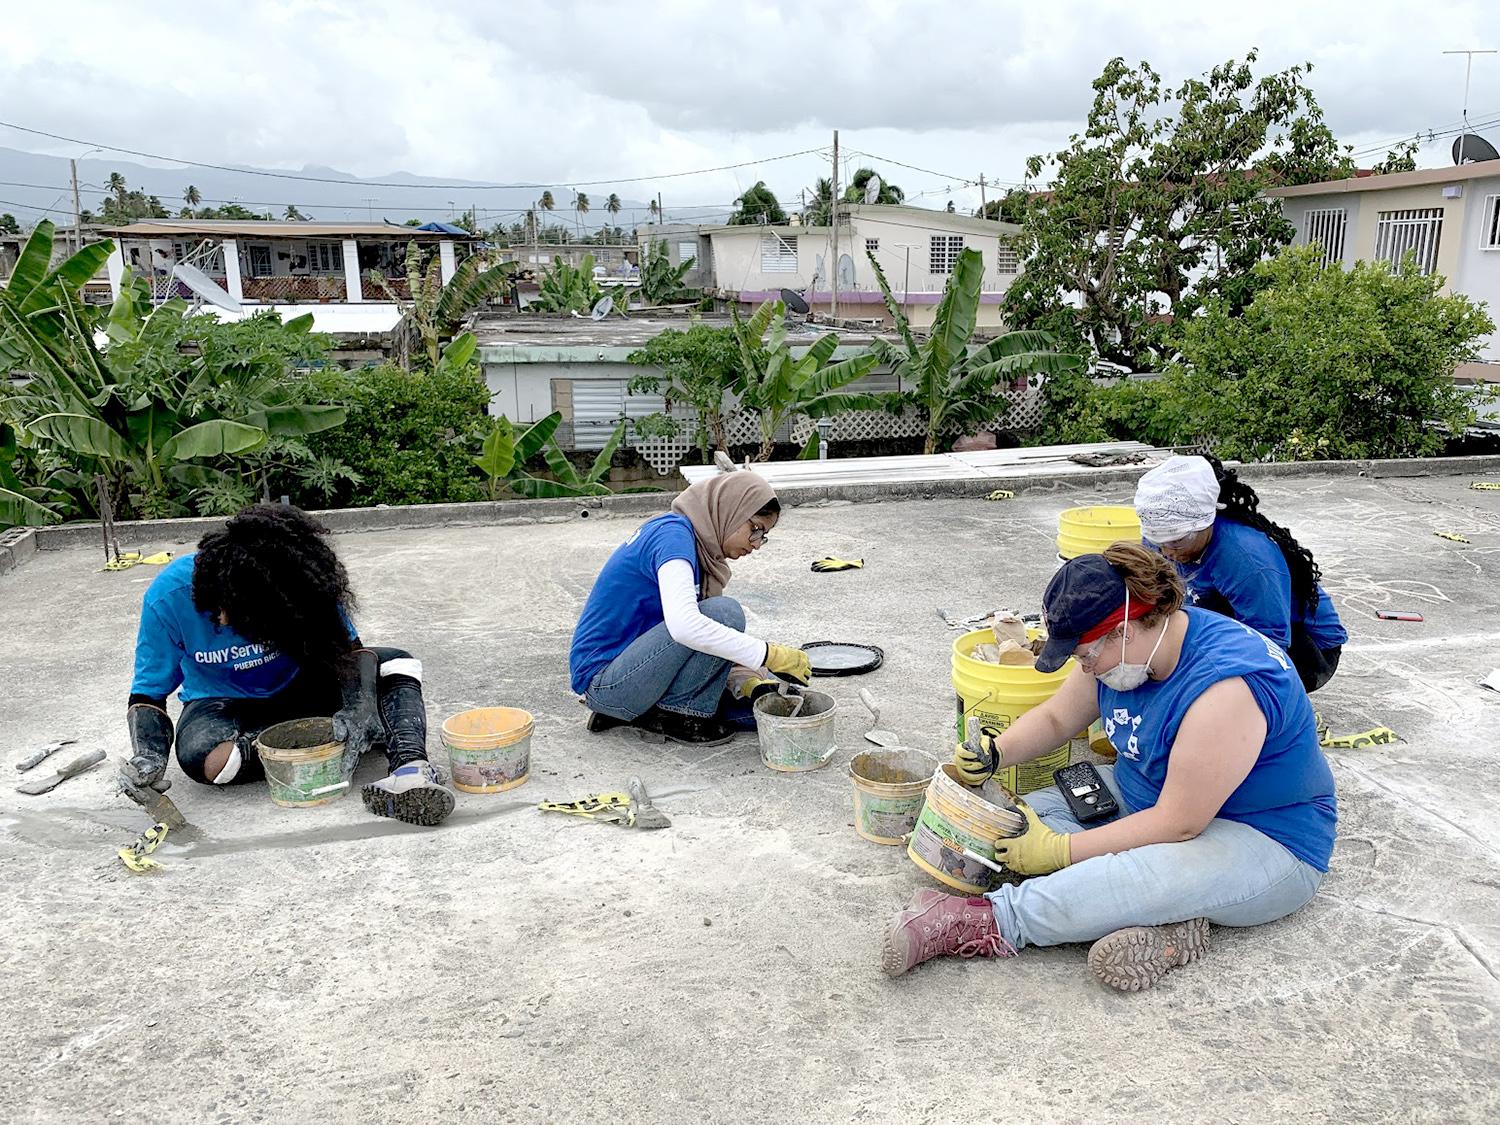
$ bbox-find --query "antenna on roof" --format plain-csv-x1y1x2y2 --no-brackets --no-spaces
1443,49,1498,164
171,261,242,314
1452,133,1500,163
590,295,614,320
863,174,882,205
837,253,856,291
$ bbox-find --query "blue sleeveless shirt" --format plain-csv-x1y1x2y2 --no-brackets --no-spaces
1097,608,1337,871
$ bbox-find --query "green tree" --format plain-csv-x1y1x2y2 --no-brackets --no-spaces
574,192,590,239
107,172,127,203
729,181,787,225
284,204,309,220
647,198,660,223
368,242,517,368
540,191,556,215
803,177,834,225
638,241,694,305
1166,244,1492,460
0,213,19,235
628,322,741,454
1002,52,1355,369
182,185,201,215
529,254,604,314
843,167,904,204
731,300,881,460
605,193,622,241
1372,139,1419,175
868,248,1085,454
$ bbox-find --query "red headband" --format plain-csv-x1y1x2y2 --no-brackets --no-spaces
1079,597,1153,644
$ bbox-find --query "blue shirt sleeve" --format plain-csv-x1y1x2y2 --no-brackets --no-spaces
1211,528,1294,649
640,516,700,586
131,602,185,700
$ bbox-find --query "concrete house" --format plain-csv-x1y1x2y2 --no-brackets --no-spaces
646,204,1022,329
1269,162,1500,359
97,219,480,333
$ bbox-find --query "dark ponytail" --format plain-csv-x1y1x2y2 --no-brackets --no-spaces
1203,455,1322,616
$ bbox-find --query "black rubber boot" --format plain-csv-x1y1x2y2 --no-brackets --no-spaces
645,710,738,746
376,676,429,770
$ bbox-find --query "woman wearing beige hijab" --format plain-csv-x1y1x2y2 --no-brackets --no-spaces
569,474,811,744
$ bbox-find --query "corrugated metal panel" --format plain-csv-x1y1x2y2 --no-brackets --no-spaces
571,380,666,450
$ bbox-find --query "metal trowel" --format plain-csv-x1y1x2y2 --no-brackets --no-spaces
859,689,900,748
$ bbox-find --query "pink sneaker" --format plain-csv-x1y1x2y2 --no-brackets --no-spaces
881,889,1016,977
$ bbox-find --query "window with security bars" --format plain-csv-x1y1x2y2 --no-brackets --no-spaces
1481,195,1500,250
996,239,1019,273
677,240,697,264
1374,208,1444,275
1302,208,1347,267
306,241,343,274
865,238,879,253
930,234,964,274
760,234,798,272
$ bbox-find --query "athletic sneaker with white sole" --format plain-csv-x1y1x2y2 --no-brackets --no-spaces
1087,917,1210,991
361,761,455,826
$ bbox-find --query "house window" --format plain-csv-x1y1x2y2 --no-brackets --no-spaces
247,243,273,278
930,234,964,274
1374,208,1444,275
760,233,798,273
307,240,343,274
865,238,879,253
1481,195,1500,250
171,239,224,273
996,239,1019,274
677,240,697,265
1303,208,1347,267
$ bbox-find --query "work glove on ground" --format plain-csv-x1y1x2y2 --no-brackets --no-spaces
953,730,1000,787
810,557,864,573
993,801,1073,876
121,703,174,795
764,643,812,685
334,648,384,777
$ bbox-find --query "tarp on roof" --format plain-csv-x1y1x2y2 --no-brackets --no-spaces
414,222,472,236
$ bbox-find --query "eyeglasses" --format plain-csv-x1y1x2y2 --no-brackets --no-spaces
748,521,769,546
1147,532,1198,551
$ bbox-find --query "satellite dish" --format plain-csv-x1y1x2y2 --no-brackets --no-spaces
780,288,810,315
812,253,826,290
863,174,882,205
171,262,242,314
590,295,614,320
1452,134,1500,164
837,254,856,289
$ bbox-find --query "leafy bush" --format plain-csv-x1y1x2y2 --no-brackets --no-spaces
627,323,742,454
529,255,604,314
1035,369,1185,448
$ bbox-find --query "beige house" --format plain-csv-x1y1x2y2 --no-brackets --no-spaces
1269,162,1500,359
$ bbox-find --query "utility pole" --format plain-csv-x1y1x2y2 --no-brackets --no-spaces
830,129,839,324
69,159,83,253
1443,49,1497,164
978,173,986,218
657,191,664,226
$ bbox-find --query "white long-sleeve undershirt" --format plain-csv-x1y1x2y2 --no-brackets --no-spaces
656,558,768,668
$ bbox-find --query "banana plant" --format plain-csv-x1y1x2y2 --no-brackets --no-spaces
370,243,517,368
475,410,656,499
731,300,881,461
0,422,64,527
868,247,1086,454
529,255,605,315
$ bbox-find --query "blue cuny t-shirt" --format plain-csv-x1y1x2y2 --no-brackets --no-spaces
1171,517,1347,650
1097,607,1337,872
569,513,700,694
130,553,355,702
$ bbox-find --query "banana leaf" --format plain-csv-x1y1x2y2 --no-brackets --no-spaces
0,486,60,527
27,413,133,461
507,476,610,499
585,418,627,484
541,437,583,486
158,420,267,462
475,422,516,479
514,412,561,461
4,221,58,300
244,404,348,436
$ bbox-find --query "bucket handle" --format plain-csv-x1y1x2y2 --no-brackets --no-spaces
960,687,998,720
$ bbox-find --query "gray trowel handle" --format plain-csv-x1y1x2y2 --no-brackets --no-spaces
52,748,107,779
858,688,880,725
16,739,75,772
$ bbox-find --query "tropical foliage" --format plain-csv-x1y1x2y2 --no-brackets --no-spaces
638,241,695,305
728,182,787,226
627,323,741,455
529,254,605,314
369,241,517,366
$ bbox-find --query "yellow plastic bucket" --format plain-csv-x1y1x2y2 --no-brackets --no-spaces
952,628,1074,794
906,764,1025,893
441,707,534,793
255,717,348,808
1057,505,1141,560
848,748,938,844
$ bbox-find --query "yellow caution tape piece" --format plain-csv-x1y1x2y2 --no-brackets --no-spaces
538,793,631,819
118,822,170,873
985,489,1015,501
103,552,144,571
1470,482,1500,490
140,551,173,565
1434,532,1471,544
1321,726,1400,749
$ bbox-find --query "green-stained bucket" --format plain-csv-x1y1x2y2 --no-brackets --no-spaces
255,717,348,808
848,747,938,844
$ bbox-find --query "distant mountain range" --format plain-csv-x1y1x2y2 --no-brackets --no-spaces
0,147,732,231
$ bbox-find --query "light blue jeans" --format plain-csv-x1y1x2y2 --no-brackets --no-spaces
584,596,744,720
987,765,1325,950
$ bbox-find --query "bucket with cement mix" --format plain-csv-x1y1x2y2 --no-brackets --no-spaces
255,717,348,808
848,747,938,844
1057,505,1141,560
906,764,1025,893
441,707,534,793
754,690,838,772
952,627,1073,794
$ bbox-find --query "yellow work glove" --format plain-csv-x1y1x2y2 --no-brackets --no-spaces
810,557,864,573
993,801,1072,876
765,643,812,684
953,731,1000,786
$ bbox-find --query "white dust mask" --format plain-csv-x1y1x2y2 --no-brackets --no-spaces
1096,589,1168,691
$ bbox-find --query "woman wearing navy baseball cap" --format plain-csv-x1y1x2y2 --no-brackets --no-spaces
883,543,1336,991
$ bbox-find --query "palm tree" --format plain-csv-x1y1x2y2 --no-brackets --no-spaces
107,173,128,204
540,191,555,213
605,194,621,244
284,204,308,221
843,167,905,205
648,198,660,224
574,192,590,240
182,185,201,216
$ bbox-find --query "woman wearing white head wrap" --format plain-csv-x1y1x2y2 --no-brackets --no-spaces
1133,455,1346,693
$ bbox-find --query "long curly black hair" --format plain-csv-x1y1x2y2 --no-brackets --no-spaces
192,504,357,676
1204,455,1323,617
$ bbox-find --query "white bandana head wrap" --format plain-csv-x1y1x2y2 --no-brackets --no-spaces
1134,455,1223,543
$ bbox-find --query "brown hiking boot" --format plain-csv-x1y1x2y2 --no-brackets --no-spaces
1087,918,1210,992
881,889,1016,977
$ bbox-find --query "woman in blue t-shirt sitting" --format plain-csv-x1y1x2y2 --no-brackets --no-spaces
884,544,1336,991
569,473,810,745
1133,454,1346,693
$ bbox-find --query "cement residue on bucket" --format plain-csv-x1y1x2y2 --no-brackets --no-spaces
754,690,837,772
441,707,534,793
255,717,347,809
907,764,1024,894
848,747,938,845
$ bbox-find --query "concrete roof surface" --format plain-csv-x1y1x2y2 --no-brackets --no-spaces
4,472,1500,1123
100,220,477,240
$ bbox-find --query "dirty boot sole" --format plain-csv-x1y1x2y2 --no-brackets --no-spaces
1088,917,1210,992
361,780,455,827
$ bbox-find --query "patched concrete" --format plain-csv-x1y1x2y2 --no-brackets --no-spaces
4,472,1500,1123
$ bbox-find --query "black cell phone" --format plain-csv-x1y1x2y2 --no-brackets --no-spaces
1052,762,1119,823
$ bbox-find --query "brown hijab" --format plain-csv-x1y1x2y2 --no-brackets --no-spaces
670,474,777,599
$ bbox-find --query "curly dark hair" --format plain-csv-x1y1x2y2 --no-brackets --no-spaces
192,504,357,676
1203,454,1322,617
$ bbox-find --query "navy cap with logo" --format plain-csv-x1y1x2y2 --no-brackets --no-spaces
1034,554,1130,673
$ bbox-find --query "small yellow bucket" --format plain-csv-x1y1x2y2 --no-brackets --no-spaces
906,764,1025,893
951,628,1074,794
441,707,534,793
255,717,348,808
1057,505,1141,560
848,748,938,844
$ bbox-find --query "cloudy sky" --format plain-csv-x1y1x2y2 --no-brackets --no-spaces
3,0,1497,222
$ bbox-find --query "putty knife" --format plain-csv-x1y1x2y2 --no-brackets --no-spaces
17,748,106,795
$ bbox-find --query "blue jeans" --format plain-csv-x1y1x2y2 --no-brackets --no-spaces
987,765,1324,950
585,597,745,720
